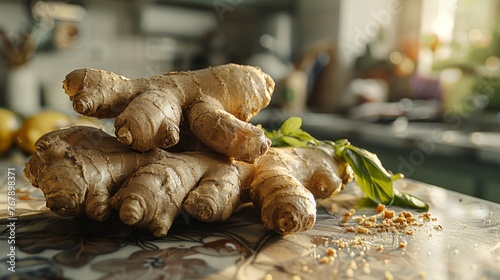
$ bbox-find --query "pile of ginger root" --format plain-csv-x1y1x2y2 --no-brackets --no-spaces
24,64,352,237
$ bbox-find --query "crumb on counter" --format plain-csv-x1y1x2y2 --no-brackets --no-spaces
326,247,336,256
362,263,371,274
342,209,356,223
339,208,438,236
383,210,395,219
376,203,386,213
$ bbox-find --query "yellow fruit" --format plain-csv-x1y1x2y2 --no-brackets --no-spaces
16,111,71,154
0,108,21,154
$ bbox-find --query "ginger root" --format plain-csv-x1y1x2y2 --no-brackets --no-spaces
62,64,274,163
25,126,349,237
24,126,164,221
25,63,351,237
245,147,343,234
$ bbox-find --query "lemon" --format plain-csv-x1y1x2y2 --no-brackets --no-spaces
0,108,21,154
16,111,71,154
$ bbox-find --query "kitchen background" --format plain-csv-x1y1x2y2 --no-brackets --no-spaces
1,0,499,202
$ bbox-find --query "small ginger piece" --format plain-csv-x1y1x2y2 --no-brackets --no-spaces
376,203,386,213
62,64,274,163
383,210,395,219
342,209,356,223
326,247,336,256
356,226,370,234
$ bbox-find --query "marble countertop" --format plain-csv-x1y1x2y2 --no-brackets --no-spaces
1,160,499,280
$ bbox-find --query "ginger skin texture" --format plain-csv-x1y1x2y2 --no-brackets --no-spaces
24,127,163,221
62,64,274,163
25,126,348,237
246,147,344,235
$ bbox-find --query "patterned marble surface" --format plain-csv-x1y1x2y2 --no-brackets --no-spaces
1,160,499,280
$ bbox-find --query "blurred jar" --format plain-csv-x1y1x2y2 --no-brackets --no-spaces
6,63,41,117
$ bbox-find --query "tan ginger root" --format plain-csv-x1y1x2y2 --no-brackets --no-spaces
110,152,241,237
62,63,274,163
24,126,164,221
185,147,346,234
244,147,344,235
24,126,239,236
25,126,348,237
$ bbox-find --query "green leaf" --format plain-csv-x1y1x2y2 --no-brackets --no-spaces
260,126,281,143
281,135,309,147
268,130,281,140
280,117,302,135
336,144,397,205
291,129,317,144
355,197,379,209
270,138,287,147
393,190,429,211
355,192,429,211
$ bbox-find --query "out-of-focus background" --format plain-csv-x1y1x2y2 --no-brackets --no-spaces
1,0,499,202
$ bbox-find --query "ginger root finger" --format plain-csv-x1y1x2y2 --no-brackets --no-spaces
293,147,344,199
63,68,145,118
187,99,270,163
111,159,194,237
250,169,316,235
114,90,182,151
63,64,275,162
183,160,242,222
110,152,241,237
247,147,344,235
24,126,162,221
253,147,343,199
182,157,254,223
